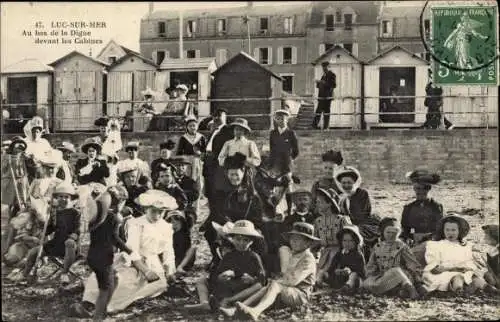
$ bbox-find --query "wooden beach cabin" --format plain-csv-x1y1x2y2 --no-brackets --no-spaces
312,46,363,129
212,52,282,130
1,58,53,133
49,51,109,132
158,57,217,121
364,46,428,129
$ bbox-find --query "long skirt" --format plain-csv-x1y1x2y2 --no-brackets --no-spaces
422,270,478,292
82,255,167,313
363,267,414,295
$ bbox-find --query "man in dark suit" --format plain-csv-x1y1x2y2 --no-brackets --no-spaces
313,61,337,129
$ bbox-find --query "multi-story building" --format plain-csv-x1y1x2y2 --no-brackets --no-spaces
139,1,380,97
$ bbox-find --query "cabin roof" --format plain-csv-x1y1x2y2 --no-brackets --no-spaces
213,51,281,80
367,45,429,64
108,51,158,70
48,50,110,67
312,45,364,65
159,57,217,71
1,58,54,74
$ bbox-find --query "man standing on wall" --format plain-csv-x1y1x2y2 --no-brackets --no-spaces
313,61,336,130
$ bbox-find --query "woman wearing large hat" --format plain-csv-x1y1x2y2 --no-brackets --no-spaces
82,189,177,313
335,166,381,256
22,116,53,181
311,150,344,210
401,169,444,265
75,137,109,186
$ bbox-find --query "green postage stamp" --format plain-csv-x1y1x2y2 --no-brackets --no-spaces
431,6,498,85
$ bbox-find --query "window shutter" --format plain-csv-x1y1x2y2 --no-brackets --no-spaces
195,49,201,58
352,43,358,57
254,47,260,63
165,51,170,59
277,47,283,65
183,50,187,59
388,20,393,36
152,50,157,64
268,47,273,65
292,46,297,64
319,44,325,55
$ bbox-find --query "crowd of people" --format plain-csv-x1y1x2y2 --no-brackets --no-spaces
1,107,498,321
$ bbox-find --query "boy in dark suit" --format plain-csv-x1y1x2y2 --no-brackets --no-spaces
269,109,299,216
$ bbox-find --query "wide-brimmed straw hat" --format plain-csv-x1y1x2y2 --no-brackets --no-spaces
39,149,63,167
116,159,139,175
336,225,364,247
135,189,178,211
53,182,79,199
335,166,361,182
7,136,27,152
437,212,470,237
282,222,321,242
227,220,263,239
2,140,12,147
173,155,192,165
292,189,313,200
165,210,186,222
56,141,76,154
81,137,102,154
212,221,235,238
230,118,251,133
322,150,343,165
125,141,140,151
176,84,189,92
274,109,290,117
94,117,109,127
160,140,176,151
141,87,156,97
316,187,341,212
406,169,441,185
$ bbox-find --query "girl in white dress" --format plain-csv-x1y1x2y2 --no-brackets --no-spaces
422,213,487,295
79,189,178,314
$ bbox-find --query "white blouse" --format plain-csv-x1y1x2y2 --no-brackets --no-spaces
218,137,261,167
123,216,176,275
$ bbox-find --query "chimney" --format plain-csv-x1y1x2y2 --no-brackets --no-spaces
149,2,154,15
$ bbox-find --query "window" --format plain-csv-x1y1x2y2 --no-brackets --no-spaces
259,47,269,64
325,14,334,31
335,11,342,22
424,19,430,38
260,17,268,32
283,47,292,64
156,50,165,65
217,19,226,34
281,75,294,92
158,22,166,36
344,14,353,30
284,17,293,34
108,56,117,64
325,43,334,52
187,20,197,36
381,20,392,36
186,50,196,59
343,43,353,54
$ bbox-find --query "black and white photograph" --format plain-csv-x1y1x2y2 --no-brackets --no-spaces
1,1,498,321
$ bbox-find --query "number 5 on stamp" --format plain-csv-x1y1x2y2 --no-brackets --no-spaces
431,6,498,85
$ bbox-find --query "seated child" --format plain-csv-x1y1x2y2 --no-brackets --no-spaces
184,222,235,311
210,220,266,310
313,188,351,285
421,214,488,295
70,185,132,320
165,210,197,274
327,225,366,294
9,182,81,285
175,157,200,223
482,224,499,293
222,222,319,320
155,165,188,211
363,217,423,299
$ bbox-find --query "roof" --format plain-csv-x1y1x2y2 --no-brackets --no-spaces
120,45,140,56
108,51,158,70
144,3,311,20
367,45,429,64
312,45,363,65
49,50,110,67
213,51,281,80
159,57,217,71
379,4,426,20
309,1,379,26
96,40,142,61
1,58,54,74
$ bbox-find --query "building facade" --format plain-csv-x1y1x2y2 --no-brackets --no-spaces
139,1,380,98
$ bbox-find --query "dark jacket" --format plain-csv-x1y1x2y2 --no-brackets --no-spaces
157,183,188,210
47,208,81,245
177,175,200,205
151,158,178,184
207,124,233,157
401,198,443,241
317,70,336,98
269,128,299,174
75,158,109,186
